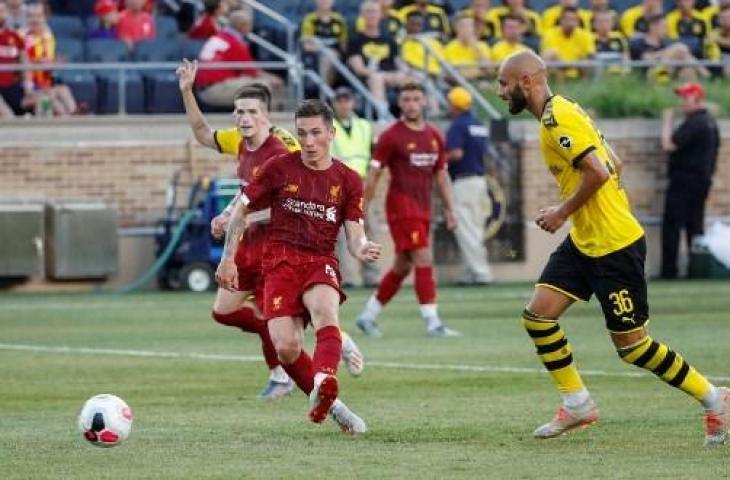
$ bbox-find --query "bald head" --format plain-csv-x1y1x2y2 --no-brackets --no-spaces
496,51,551,117
229,10,252,33
499,50,546,83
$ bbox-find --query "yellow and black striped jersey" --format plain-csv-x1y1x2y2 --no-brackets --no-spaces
213,125,300,156
299,12,348,49
539,95,644,257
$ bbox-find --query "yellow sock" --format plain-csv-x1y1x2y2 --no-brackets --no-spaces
618,336,712,400
522,310,585,394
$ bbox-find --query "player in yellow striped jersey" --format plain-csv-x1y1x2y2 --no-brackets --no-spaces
496,51,730,446
177,60,364,405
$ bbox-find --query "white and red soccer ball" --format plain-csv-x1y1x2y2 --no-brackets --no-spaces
78,394,133,448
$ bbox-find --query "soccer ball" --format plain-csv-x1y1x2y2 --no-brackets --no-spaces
77,394,133,448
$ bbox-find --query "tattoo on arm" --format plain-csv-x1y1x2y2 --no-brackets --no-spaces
221,204,247,260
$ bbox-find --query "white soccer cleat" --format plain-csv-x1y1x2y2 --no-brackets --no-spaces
356,316,383,338
329,400,367,434
533,398,599,439
704,387,730,447
341,330,364,377
427,325,463,337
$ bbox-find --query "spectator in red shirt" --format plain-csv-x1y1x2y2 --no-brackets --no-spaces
0,2,32,118
195,9,283,107
117,0,156,48
188,0,228,40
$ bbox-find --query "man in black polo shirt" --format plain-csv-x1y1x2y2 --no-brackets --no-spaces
660,82,720,278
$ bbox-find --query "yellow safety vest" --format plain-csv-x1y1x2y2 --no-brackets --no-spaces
332,115,372,178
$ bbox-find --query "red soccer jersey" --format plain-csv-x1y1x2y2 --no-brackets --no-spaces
188,14,219,40
373,120,447,222
242,152,364,262
0,28,23,88
117,10,156,44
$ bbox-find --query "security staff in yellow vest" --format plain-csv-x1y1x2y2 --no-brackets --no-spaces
331,86,381,287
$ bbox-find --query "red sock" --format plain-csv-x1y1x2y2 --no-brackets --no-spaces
414,266,437,304
282,351,314,394
258,320,280,370
375,270,406,305
313,325,342,376
212,309,280,369
211,307,259,333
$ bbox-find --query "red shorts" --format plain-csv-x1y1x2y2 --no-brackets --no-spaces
233,227,266,308
262,257,347,321
388,218,430,253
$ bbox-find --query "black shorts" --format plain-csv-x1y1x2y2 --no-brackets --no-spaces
537,235,649,333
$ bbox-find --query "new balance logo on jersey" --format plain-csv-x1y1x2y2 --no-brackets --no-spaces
559,136,572,149
409,153,438,167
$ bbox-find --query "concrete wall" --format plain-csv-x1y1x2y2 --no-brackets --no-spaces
1,115,728,289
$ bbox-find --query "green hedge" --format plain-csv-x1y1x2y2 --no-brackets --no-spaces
480,75,730,119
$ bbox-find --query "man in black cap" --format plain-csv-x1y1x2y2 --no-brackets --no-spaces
660,82,720,278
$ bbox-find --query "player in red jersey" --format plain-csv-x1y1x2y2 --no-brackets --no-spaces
355,81,461,338
217,100,381,432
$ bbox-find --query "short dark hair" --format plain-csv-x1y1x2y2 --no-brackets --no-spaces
295,99,334,128
398,81,426,95
561,5,579,15
203,0,221,15
233,83,271,111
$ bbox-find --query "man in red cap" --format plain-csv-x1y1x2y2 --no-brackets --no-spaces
89,0,120,40
660,82,720,278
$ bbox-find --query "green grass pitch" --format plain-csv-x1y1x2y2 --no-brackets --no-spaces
1,281,729,479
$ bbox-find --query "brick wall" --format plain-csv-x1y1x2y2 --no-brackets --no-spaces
519,119,730,222
1,118,728,229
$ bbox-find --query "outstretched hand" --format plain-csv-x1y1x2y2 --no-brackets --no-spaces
357,240,382,263
176,58,198,92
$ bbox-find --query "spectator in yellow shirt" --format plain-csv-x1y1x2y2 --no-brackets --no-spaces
666,0,709,57
593,9,629,73
542,7,596,79
458,0,498,44
620,0,664,38
443,13,492,80
397,0,451,40
400,11,444,75
705,6,730,77
356,0,402,39
585,0,620,32
542,0,591,30
702,0,730,31
490,15,531,63
488,0,543,39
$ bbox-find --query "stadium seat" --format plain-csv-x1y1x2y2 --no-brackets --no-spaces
96,71,146,114
48,16,86,40
180,39,206,61
155,16,181,40
85,39,143,114
132,40,184,114
55,71,99,114
55,37,85,63
85,38,130,63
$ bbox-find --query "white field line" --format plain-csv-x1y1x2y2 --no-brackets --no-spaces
1,343,729,383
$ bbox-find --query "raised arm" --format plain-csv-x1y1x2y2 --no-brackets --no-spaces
177,59,217,149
